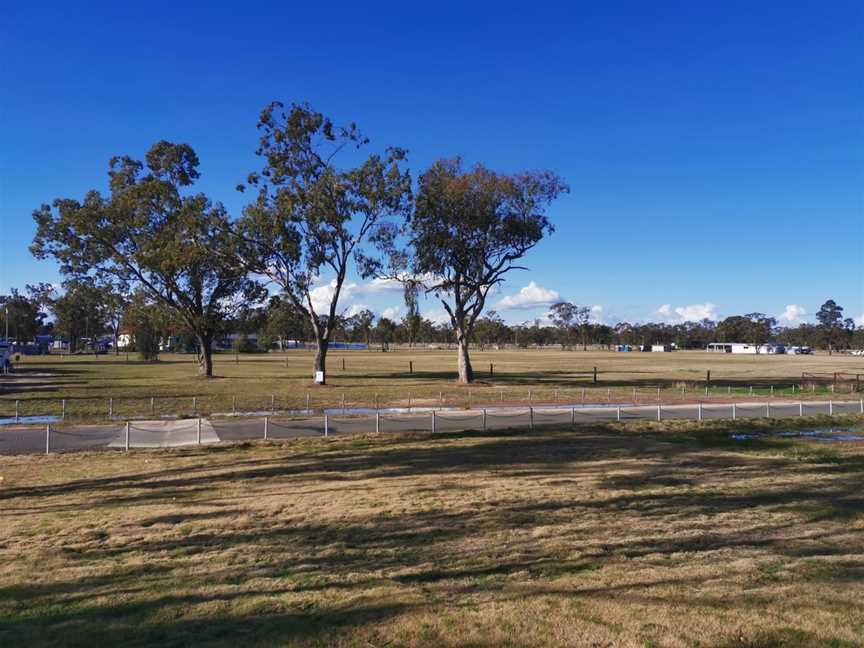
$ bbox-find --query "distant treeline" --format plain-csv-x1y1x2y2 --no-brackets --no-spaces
2,286,859,354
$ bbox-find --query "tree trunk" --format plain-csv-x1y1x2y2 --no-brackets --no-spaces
113,331,119,355
197,334,213,377
313,338,328,384
456,331,474,384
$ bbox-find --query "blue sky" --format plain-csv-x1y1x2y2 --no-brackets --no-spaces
2,1,862,326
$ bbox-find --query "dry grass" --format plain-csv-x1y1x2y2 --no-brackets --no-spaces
1,417,863,647
2,349,863,421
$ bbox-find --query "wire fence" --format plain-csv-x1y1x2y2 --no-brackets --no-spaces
1,398,862,456
3,379,862,425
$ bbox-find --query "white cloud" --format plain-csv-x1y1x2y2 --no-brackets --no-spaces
364,277,404,293
424,309,451,326
779,304,807,324
855,313,864,327
309,280,358,314
344,303,371,317
657,302,718,322
497,281,560,310
590,305,605,323
381,306,401,320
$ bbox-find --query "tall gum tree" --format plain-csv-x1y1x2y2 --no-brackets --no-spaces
31,141,259,377
237,101,411,384
384,158,567,383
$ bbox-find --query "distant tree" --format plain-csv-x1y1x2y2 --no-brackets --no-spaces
236,101,411,383
352,309,376,347
402,282,422,348
375,316,397,351
383,158,567,382
0,286,51,344
123,291,170,360
816,299,844,352
473,310,510,349
31,141,260,376
265,295,313,348
549,302,591,350
51,280,107,352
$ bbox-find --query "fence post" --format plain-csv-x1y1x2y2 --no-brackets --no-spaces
232,396,236,414
490,362,493,377
306,392,310,413
616,406,621,422
45,423,50,455
342,357,345,371
528,390,532,404
482,408,487,431
264,416,269,440
593,366,597,383
192,396,196,414
656,386,660,402
657,405,662,421
581,388,585,403
829,400,833,416
375,411,380,434
698,402,703,421
799,401,804,417
409,360,413,374
529,407,534,431
554,389,558,402
15,400,19,424
500,389,504,403
749,386,753,396
341,393,346,414
272,394,276,414
324,413,328,437
125,421,130,452
439,391,443,407
732,403,736,420
197,418,202,445
607,387,610,401
770,385,774,396
704,385,708,397
151,396,155,415
432,409,436,433
859,398,863,414
632,387,637,402
109,398,113,419
467,391,470,409
766,403,771,418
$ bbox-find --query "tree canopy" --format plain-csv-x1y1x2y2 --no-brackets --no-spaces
31,141,260,376
236,101,412,382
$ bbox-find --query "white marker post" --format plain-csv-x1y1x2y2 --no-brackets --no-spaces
375,411,380,434
616,406,621,422
197,418,202,445
529,407,534,431
571,407,576,427
657,405,662,421
45,423,50,455
697,403,703,421
732,403,737,420
125,421,130,452
324,413,329,437
482,409,487,431
799,401,804,417
264,416,269,440
432,409,437,434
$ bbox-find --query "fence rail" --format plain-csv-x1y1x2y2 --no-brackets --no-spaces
1,399,862,456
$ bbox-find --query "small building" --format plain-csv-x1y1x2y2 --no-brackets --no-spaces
706,342,758,354
615,344,632,352
651,344,674,352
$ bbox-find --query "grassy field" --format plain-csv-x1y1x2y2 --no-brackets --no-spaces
1,416,862,646
2,349,863,421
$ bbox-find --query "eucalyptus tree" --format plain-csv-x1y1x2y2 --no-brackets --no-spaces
31,141,260,376
384,158,567,383
237,101,412,383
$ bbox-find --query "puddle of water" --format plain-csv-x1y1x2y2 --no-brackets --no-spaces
732,427,864,443
0,415,62,426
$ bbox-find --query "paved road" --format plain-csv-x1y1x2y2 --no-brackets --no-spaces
0,400,861,456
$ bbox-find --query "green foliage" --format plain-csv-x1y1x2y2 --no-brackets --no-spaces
31,141,262,376
236,101,411,379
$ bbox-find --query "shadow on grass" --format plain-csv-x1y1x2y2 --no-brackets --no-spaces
2,423,864,646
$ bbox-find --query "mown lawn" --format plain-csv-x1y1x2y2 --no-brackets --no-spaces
2,349,862,421
1,418,863,646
